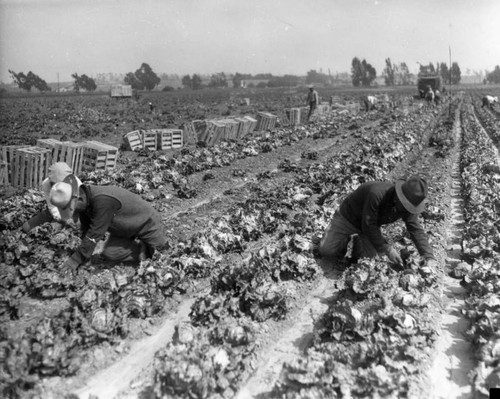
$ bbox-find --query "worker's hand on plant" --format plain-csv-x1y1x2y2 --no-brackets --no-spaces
385,246,403,265
60,257,79,278
425,258,438,269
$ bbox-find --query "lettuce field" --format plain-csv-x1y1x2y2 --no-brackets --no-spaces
1,86,500,399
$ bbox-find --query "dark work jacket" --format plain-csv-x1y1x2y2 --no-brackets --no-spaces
338,181,434,259
70,185,159,264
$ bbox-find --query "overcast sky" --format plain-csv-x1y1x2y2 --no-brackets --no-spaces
0,0,498,83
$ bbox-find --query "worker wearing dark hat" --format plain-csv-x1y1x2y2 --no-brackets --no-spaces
22,162,82,233
49,174,168,277
317,175,437,269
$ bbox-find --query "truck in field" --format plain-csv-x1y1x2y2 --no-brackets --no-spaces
417,74,441,98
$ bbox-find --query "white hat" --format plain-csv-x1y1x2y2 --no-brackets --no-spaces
49,174,81,221
48,162,73,183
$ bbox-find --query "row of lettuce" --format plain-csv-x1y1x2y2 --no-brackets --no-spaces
459,99,500,396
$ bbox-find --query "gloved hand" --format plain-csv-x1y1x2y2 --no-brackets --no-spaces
385,246,403,265
60,257,79,279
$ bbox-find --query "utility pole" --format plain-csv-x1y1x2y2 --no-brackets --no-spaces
57,72,59,92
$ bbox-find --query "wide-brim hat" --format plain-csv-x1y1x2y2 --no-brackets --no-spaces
49,174,81,221
48,162,73,183
395,175,428,214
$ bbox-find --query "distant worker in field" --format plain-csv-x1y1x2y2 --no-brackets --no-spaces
315,175,438,271
482,95,498,110
434,89,441,106
49,174,169,277
425,86,435,107
148,102,155,113
22,162,81,233
363,95,377,111
306,85,319,121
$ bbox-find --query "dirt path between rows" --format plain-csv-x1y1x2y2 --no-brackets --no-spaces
428,101,474,399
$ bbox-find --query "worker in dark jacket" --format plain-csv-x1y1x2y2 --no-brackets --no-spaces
318,175,437,269
49,174,168,276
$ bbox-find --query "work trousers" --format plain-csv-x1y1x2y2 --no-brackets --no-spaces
319,212,379,260
101,213,168,263
307,102,317,120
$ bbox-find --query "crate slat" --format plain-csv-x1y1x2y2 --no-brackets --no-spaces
141,130,157,151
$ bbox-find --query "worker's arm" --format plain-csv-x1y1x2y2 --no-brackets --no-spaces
403,213,435,260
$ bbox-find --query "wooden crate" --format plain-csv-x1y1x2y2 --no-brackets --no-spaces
124,131,143,151
141,130,157,151
81,141,119,171
59,142,85,174
220,119,239,141
0,145,31,186
300,107,309,124
286,108,301,126
156,129,183,150
234,117,250,139
204,121,226,146
243,116,258,134
36,138,63,162
11,146,52,188
256,112,277,132
182,122,197,145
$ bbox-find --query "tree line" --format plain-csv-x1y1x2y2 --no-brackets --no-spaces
8,60,500,93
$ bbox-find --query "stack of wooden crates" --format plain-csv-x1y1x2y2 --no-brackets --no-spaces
0,139,119,189
124,129,183,151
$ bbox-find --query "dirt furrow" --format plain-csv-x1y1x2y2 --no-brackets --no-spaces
428,99,473,399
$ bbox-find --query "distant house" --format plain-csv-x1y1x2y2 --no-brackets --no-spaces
240,79,270,88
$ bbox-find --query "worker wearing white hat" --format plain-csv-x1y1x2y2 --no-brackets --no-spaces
49,174,168,277
22,162,82,233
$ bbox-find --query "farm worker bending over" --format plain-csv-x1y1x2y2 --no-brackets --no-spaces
363,95,377,111
317,175,437,270
22,162,82,233
482,95,498,109
306,85,319,121
49,174,168,277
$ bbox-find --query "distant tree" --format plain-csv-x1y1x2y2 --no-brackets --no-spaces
135,63,160,90
162,85,175,92
124,63,160,90
254,73,273,79
232,72,252,88
181,74,192,89
450,62,461,84
71,73,97,92
208,72,228,88
124,72,142,90
9,70,51,92
305,69,329,85
486,66,500,84
351,57,377,87
267,74,300,88
192,74,203,90
256,82,267,88
383,58,396,86
439,62,450,84
399,63,412,85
